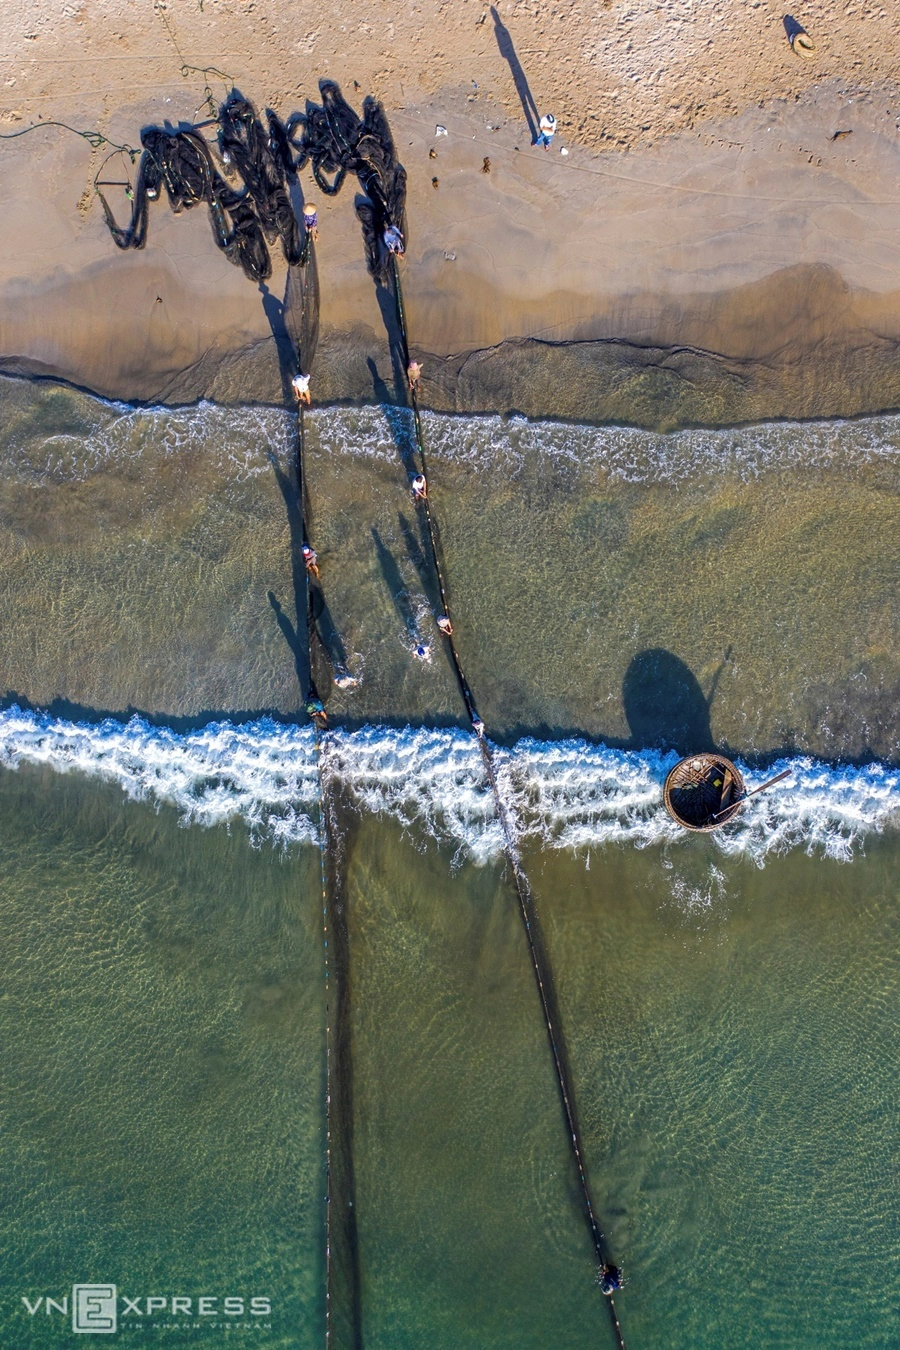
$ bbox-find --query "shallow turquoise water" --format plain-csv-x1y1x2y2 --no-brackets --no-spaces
0,376,897,1347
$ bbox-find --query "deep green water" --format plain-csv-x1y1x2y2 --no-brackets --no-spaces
0,376,897,1346
1,770,895,1347
0,765,324,1347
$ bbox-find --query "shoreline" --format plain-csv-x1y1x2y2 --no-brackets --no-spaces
5,270,900,432
2,68,900,421
0,376,896,760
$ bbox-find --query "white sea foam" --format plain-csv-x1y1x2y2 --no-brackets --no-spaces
310,403,900,483
0,706,896,866
4,374,899,486
4,394,294,484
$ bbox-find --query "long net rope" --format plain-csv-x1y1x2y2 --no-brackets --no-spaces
391,255,628,1350
291,234,362,1349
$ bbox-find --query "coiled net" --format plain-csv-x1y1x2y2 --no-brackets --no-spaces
98,81,406,285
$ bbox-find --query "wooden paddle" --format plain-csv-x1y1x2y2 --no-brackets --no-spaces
710,768,793,822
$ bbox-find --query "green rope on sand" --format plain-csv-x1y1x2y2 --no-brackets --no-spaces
154,0,233,118
0,119,138,159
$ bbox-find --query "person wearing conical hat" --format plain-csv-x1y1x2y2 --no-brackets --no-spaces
302,201,318,240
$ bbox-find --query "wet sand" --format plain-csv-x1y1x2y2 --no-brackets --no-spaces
2,3,900,421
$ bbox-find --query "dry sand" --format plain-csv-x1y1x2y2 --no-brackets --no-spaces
2,0,900,420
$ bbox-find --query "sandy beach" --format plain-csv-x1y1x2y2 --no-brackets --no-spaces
2,0,900,421
1,10,900,1350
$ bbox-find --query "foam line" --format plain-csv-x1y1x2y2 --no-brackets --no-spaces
3,376,898,487
0,707,896,865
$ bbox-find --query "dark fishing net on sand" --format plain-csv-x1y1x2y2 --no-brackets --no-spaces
98,82,406,286
97,122,272,282
269,81,407,281
217,92,304,264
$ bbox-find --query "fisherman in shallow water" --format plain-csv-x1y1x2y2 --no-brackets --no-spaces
292,372,311,406
383,223,404,255
305,696,327,726
472,717,486,739
437,615,453,637
411,472,427,500
302,201,318,240
333,670,358,690
301,543,319,577
407,360,422,394
598,1264,623,1294
413,641,431,661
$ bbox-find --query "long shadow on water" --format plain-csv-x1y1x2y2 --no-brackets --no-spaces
263,247,363,1346
371,526,424,643
367,357,459,675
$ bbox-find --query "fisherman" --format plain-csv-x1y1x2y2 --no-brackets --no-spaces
598,1264,623,1295
334,671,358,690
407,360,423,394
472,717,486,739
301,543,319,578
302,201,318,240
411,473,427,500
437,615,453,637
305,696,327,726
383,223,405,255
536,112,557,149
413,642,431,661
292,372,311,406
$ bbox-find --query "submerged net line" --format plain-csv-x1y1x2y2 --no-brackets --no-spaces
289,237,362,1348
312,721,335,1347
391,256,628,1350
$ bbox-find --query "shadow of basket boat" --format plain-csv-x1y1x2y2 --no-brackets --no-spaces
664,753,745,832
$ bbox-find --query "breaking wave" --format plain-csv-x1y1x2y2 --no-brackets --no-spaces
0,706,896,866
3,371,898,486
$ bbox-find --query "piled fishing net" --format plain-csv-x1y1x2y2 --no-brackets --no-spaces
98,81,406,285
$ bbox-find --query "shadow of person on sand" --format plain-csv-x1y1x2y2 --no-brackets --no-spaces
258,280,297,404
491,5,540,144
622,646,732,754
370,273,410,401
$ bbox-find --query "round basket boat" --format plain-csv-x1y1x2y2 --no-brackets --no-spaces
663,753,745,832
